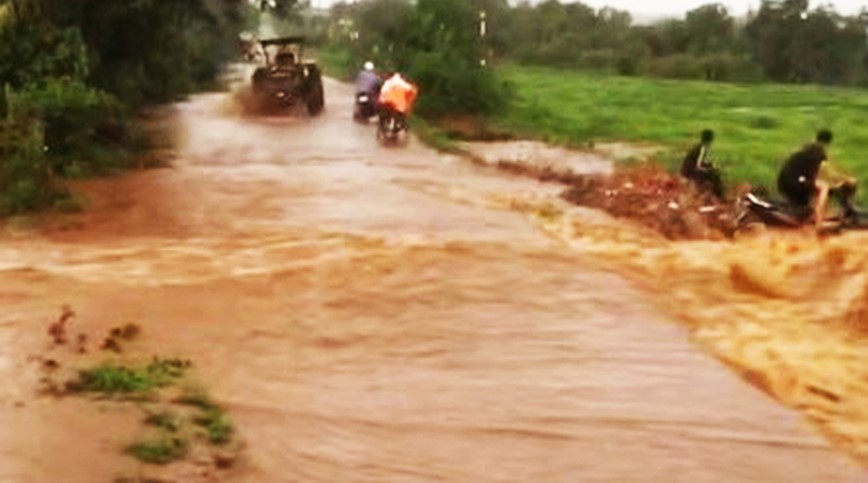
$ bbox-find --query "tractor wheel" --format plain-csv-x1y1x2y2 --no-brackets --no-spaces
305,68,325,116
251,67,268,93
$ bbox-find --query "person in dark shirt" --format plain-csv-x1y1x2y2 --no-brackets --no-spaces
681,129,724,199
777,129,857,227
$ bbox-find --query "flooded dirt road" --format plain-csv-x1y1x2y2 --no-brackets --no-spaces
0,71,866,482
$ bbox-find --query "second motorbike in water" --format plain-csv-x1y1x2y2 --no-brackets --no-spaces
376,106,408,144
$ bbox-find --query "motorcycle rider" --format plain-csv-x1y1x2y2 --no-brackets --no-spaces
377,71,418,133
355,62,380,98
354,61,381,121
777,129,857,228
681,129,724,200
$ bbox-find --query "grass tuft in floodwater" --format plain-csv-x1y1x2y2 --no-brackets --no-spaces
174,387,218,410
193,407,234,445
176,386,234,445
71,358,189,395
143,410,181,432
126,436,188,464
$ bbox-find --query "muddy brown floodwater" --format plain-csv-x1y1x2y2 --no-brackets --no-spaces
1,68,867,482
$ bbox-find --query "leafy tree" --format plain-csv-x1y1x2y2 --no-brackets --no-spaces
746,0,866,84
685,3,734,54
322,0,507,117
0,0,251,213
5,0,248,105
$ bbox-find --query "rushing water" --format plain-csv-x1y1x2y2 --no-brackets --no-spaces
0,71,866,482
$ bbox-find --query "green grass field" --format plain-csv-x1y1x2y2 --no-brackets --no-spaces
494,65,868,194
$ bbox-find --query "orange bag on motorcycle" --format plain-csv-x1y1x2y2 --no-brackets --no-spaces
379,77,418,114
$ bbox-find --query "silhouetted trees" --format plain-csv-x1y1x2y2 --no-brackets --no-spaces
323,0,868,86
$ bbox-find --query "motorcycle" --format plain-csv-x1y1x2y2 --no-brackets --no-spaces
353,92,378,123
736,188,868,235
376,106,408,144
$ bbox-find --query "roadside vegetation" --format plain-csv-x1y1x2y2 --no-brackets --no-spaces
495,65,868,194
317,0,508,119
0,0,258,215
315,0,868,199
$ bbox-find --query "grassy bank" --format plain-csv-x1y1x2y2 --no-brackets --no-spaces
494,65,868,193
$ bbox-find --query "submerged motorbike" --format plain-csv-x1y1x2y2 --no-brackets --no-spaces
736,187,868,234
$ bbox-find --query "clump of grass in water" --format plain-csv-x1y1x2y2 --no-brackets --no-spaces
194,407,234,445
174,387,218,410
74,365,157,394
176,387,234,445
126,436,188,464
71,358,189,395
143,409,181,432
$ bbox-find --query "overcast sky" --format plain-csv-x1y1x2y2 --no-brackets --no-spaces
575,0,865,19
308,1,867,19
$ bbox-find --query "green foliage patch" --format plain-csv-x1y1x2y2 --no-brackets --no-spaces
126,436,189,465
71,358,189,395
320,0,509,118
495,65,868,198
0,0,253,217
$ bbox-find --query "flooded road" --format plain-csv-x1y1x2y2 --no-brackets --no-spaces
0,71,866,482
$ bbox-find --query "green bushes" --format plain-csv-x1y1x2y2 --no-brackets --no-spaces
8,79,128,176
320,0,509,119
0,1,251,216
0,115,58,215
409,51,508,118
0,23,90,89
642,53,762,82
0,79,132,214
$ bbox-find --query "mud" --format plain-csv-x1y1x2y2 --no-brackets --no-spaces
0,66,866,482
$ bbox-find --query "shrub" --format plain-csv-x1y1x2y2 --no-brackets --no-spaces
641,53,763,82
0,114,62,215
580,49,619,72
0,23,90,89
409,51,509,118
6,79,129,176
642,54,706,80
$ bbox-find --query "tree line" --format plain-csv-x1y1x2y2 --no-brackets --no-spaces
323,0,868,86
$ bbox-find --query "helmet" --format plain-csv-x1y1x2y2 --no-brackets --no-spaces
364,61,374,71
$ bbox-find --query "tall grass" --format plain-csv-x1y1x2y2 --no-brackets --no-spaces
495,65,868,195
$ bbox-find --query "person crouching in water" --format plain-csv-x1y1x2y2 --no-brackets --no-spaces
377,71,418,133
777,129,858,228
681,129,725,200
